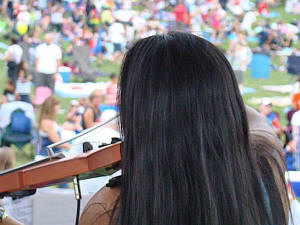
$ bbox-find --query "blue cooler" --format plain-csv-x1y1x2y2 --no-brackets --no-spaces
58,66,71,83
287,171,300,197
250,53,270,79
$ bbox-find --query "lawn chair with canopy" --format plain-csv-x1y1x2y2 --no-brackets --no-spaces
0,101,36,158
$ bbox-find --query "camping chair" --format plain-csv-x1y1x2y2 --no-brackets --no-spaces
287,55,300,76
0,108,36,158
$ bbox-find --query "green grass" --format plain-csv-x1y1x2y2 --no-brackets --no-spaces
268,5,300,23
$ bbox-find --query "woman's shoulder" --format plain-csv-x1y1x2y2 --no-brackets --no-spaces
40,119,61,134
82,106,94,116
40,119,55,128
79,186,120,225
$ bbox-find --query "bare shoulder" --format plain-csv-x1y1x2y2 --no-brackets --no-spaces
83,107,93,116
40,119,54,131
79,186,120,225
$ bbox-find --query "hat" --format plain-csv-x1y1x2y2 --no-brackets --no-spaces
71,100,79,106
261,98,272,106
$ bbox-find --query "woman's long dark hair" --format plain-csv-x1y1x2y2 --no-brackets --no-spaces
116,32,288,225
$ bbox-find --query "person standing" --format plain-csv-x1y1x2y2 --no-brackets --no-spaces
227,40,252,94
109,18,125,61
4,37,23,87
16,5,31,28
173,0,189,31
105,74,117,106
35,33,62,91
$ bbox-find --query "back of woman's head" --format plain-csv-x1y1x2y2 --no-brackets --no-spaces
39,96,59,125
117,32,287,225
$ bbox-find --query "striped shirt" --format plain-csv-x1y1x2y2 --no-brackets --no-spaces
16,80,31,95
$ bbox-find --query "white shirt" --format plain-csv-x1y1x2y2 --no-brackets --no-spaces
50,12,63,24
291,110,300,126
230,46,252,72
17,11,31,25
5,44,23,64
36,43,62,74
241,11,256,32
109,22,125,44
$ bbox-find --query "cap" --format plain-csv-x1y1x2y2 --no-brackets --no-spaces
261,98,272,106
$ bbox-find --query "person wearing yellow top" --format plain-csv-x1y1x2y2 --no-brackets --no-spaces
101,7,114,25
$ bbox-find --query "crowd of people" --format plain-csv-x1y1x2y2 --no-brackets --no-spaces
0,0,298,171
0,0,299,63
0,0,299,170
0,0,300,224
0,0,298,91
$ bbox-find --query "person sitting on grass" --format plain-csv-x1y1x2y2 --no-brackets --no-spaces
0,148,23,225
36,96,71,160
81,90,104,130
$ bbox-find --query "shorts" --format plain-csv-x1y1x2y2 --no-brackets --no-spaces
113,43,122,52
234,70,243,84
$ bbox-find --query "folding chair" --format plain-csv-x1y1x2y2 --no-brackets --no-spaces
1,108,36,158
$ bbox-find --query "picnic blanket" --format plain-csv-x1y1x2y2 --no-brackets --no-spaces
261,85,294,93
248,96,291,107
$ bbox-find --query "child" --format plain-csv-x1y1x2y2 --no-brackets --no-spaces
15,62,32,104
0,79,16,104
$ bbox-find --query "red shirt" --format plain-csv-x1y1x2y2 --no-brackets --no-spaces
173,4,188,23
258,2,268,14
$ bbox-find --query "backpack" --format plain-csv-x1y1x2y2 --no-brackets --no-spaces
10,109,31,134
